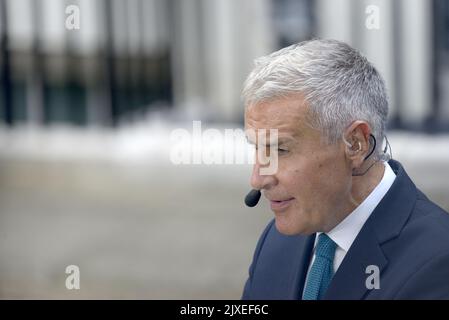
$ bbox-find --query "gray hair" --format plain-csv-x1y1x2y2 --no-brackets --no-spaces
242,39,389,157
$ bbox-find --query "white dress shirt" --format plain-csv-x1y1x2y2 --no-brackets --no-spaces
305,161,396,282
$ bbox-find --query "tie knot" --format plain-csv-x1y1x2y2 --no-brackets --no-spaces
315,233,337,261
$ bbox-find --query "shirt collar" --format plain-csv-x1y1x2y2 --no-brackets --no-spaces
317,161,396,252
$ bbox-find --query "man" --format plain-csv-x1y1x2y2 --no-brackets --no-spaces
241,39,449,300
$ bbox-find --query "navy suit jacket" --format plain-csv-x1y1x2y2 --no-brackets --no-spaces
242,159,449,299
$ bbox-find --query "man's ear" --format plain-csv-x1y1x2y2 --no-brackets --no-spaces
342,121,372,169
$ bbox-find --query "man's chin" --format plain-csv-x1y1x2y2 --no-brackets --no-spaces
274,216,311,236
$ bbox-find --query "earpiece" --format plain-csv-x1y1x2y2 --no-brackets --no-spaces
343,134,376,160
343,138,362,153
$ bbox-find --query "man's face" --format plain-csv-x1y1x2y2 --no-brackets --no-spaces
245,95,354,235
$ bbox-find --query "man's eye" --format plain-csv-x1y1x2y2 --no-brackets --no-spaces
253,145,288,154
277,148,288,154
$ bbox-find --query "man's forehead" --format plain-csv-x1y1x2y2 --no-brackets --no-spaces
245,96,308,123
244,97,309,141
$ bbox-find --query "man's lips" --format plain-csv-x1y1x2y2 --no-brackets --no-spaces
269,198,295,211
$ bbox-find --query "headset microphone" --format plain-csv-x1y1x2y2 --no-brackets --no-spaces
245,189,261,207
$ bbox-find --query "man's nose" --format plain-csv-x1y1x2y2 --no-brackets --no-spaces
250,162,277,191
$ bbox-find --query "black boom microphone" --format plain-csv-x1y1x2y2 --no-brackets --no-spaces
245,189,261,207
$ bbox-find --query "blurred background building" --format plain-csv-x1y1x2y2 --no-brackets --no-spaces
0,0,448,299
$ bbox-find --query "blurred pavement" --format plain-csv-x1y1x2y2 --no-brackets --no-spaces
0,126,448,299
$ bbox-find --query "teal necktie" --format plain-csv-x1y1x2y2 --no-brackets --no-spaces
302,233,337,300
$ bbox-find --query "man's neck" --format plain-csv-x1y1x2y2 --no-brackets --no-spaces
323,161,386,233
350,161,386,208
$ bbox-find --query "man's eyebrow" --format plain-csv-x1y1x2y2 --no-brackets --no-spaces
245,136,294,146
267,138,294,146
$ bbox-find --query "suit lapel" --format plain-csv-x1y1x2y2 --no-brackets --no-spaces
323,224,388,299
290,233,315,299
